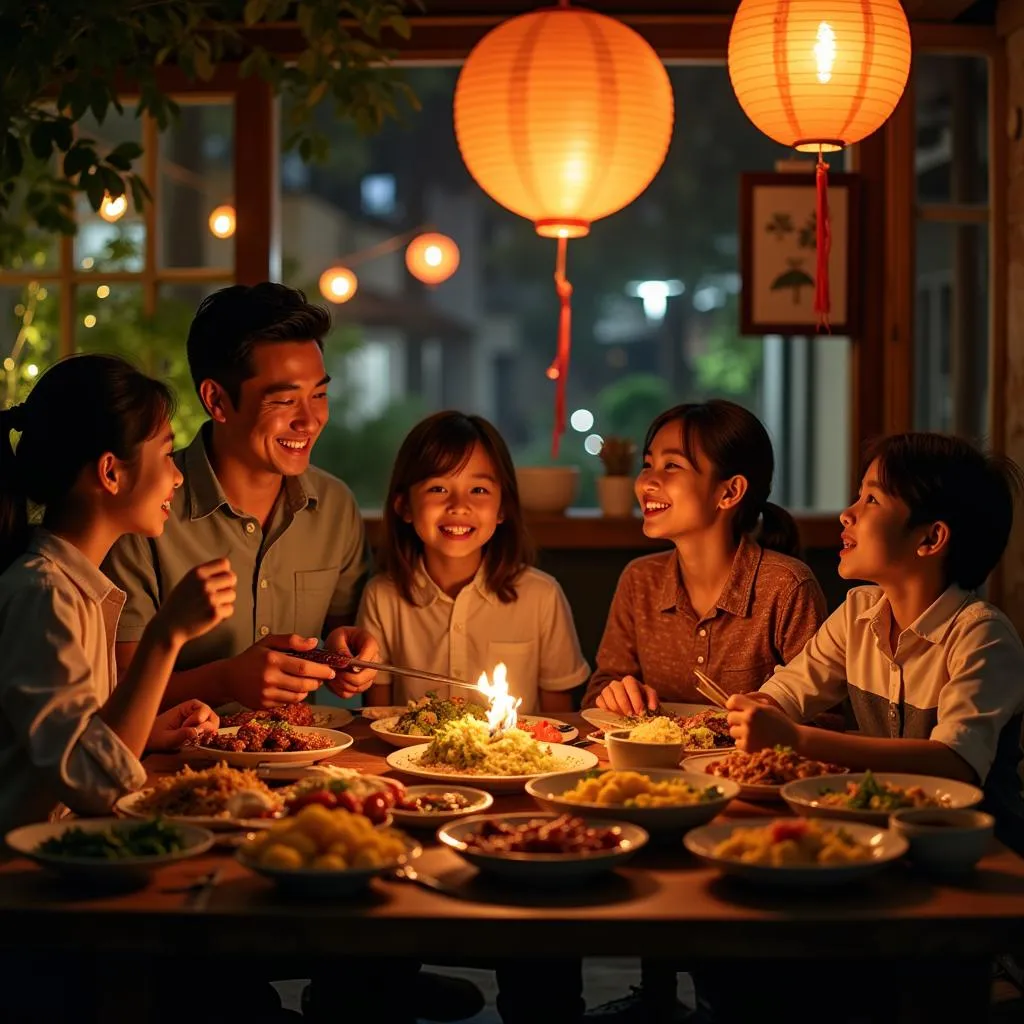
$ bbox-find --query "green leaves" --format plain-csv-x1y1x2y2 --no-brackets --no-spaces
0,0,420,260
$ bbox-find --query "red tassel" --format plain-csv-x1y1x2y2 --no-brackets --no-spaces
548,235,573,459
814,151,832,333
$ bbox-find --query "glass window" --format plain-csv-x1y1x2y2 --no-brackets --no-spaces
159,103,235,269
281,66,851,511
914,220,989,439
915,55,988,206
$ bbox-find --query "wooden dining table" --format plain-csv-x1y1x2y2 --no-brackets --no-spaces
1,712,1023,1021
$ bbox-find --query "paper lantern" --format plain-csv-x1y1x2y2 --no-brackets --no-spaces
728,0,910,327
208,205,237,239
319,266,358,304
454,1,673,455
406,233,460,285
99,193,127,223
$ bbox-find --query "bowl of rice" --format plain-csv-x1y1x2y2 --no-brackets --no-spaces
606,716,685,771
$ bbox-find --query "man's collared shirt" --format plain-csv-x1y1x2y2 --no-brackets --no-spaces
582,538,827,707
761,584,1024,786
104,425,370,670
0,530,146,833
357,564,590,713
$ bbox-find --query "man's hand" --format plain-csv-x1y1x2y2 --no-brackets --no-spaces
595,675,659,717
222,634,336,708
726,692,799,752
147,700,220,752
325,627,380,697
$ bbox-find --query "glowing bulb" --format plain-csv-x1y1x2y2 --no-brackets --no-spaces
25,364,38,378
570,409,594,433
99,193,127,223
584,433,604,455
424,245,442,267
96,285,110,299
3,358,14,372
36,288,47,301
814,22,837,84
83,314,97,328
208,205,236,239
81,257,94,269
546,366,560,380
318,266,358,304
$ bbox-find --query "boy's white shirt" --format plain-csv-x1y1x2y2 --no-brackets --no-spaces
357,563,590,713
760,583,1024,784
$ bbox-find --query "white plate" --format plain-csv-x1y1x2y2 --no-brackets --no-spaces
781,773,984,827
115,790,280,832
386,742,599,794
194,726,354,768
360,706,408,721
370,714,579,749
216,702,353,730
237,837,421,896
6,818,215,880
438,812,647,883
526,768,739,837
390,786,494,829
684,818,908,886
581,704,734,755
681,751,848,803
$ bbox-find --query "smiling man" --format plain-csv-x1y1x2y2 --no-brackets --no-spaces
104,283,379,711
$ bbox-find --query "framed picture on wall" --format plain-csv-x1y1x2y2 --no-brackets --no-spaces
739,171,862,337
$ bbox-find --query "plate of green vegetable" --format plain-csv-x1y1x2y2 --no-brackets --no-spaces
6,817,215,881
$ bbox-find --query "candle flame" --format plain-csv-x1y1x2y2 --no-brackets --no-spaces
476,662,520,734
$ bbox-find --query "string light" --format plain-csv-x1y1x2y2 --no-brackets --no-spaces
96,285,110,299
318,267,358,304
83,315,97,328
208,205,236,239
99,193,127,223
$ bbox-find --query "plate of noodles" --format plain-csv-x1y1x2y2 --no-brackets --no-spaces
385,718,598,793
115,763,285,830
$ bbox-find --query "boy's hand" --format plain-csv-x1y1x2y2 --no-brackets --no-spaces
596,676,659,717
325,627,380,697
147,700,220,751
159,558,236,645
726,693,799,752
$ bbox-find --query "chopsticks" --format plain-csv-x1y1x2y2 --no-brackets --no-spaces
693,668,731,710
343,658,480,695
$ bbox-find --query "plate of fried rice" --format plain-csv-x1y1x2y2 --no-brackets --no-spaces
386,718,597,793
116,763,285,830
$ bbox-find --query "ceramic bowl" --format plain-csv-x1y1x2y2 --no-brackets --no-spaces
605,729,684,771
889,807,994,876
515,467,579,515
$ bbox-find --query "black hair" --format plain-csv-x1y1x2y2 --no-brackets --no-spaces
643,400,800,556
862,432,1022,590
0,354,174,572
186,282,332,410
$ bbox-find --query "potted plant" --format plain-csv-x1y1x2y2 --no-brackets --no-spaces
597,437,637,518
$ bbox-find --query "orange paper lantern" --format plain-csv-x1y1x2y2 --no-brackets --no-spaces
406,233,460,285
728,0,910,328
318,266,358,304
454,1,673,455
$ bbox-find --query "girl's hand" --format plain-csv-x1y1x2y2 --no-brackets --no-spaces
158,558,236,646
596,676,659,717
726,693,798,752
147,700,220,752
325,627,380,697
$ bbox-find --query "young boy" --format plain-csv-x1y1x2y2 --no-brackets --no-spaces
727,432,1024,849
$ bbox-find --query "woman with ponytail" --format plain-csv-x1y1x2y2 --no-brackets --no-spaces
583,399,826,716
0,354,237,834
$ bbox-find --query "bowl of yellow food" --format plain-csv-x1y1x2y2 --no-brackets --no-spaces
605,717,685,771
236,804,420,895
889,807,994,876
526,768,738,836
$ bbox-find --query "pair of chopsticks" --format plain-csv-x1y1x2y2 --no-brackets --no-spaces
694,668,731,710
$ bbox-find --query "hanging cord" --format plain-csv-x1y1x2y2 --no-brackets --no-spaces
546,234,573,458
814,146,832,333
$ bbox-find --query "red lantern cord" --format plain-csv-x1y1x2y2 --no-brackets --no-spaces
814,148,832,333
547,235,573,458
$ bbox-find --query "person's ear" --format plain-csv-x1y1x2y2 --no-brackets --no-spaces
96,452,125,496
916,520,951,559
717,474,748,512
394,494,412,524
199,379,232,424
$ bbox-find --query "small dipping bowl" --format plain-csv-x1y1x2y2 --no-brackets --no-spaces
605,728,684,771
889,807,995,876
